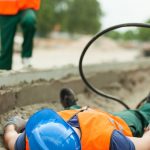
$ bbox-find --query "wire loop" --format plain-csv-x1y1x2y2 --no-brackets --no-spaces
79,23,150,109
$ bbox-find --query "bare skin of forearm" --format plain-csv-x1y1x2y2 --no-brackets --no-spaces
128,130,150,150
4,125,20,150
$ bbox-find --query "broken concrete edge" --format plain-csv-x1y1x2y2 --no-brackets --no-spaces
0,59,150,114
0,65,78,87
0,59,150,87
0,75,86,114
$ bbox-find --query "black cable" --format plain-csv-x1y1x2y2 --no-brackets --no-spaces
136,97,147,109
136,92,150,108
79,23,150,110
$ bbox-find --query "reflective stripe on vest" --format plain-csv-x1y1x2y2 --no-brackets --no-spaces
59,108,133,150
0,0,40,15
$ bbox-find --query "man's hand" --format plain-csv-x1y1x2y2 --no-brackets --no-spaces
128,124,150,150
4,116,26,133
144,124,150,133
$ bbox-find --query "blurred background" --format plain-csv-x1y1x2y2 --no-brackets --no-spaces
13,0,150,70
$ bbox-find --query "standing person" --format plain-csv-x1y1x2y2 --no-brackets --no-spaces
3,94,150,150
0,0,40,70
59,88,81,110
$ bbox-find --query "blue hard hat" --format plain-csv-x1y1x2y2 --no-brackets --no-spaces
26,108,81,150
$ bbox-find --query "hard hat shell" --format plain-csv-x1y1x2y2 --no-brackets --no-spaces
26,108,81,150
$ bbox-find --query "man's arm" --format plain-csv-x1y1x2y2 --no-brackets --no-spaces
128,130,150,150
3,116,27,150
4,125,20,150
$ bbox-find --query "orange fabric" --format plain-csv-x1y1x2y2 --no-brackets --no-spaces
0,0,40,15
18,0,40,11
25,136,30,150
59,108,133,150
58,109,79,120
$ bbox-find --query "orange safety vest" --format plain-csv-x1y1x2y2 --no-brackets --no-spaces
25,108,133,150
25,137,30,150
59,108,133,150
0,0,40,15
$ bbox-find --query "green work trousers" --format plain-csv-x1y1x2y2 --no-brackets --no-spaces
65,105,81,110
0,9,36,70
114,103,150,137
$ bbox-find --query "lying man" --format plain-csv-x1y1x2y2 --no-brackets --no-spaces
3,96,150,150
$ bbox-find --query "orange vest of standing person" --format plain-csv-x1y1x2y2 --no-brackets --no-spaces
25,108,133,150
0,0,40,15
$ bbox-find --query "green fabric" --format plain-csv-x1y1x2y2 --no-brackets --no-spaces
65,105,81,110
114,103,150,137
0,9,36,70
